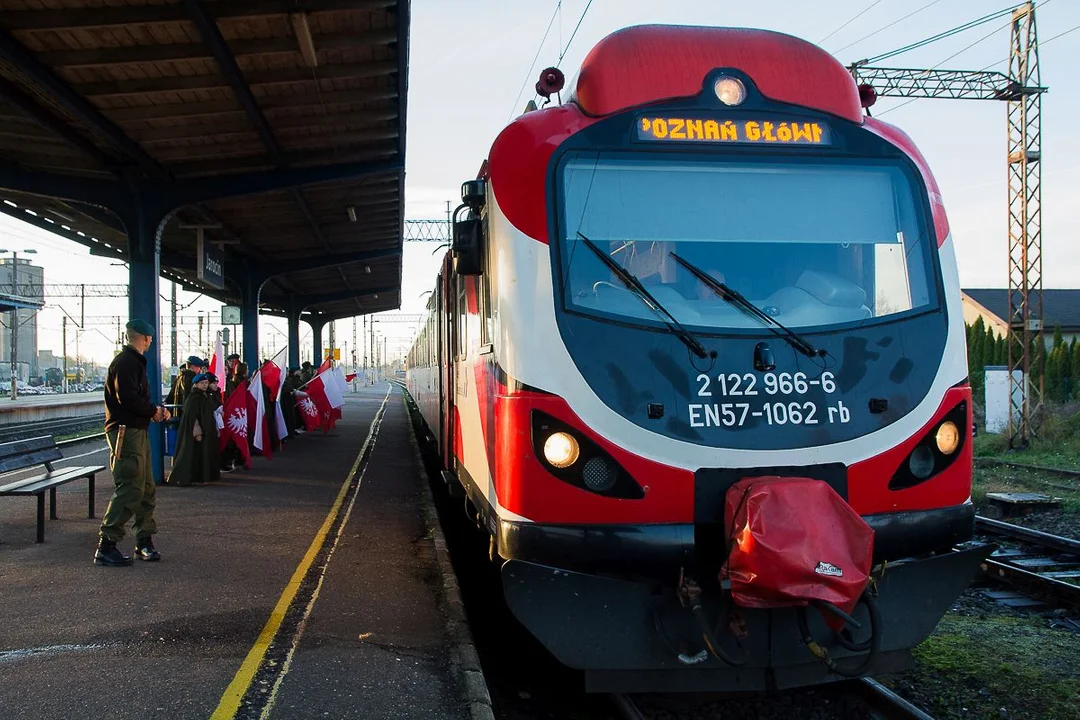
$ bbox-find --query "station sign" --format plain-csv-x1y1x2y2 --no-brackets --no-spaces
197,234,225,290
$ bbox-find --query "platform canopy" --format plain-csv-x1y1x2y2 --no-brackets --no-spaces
0,290,43,313
0,0,409,320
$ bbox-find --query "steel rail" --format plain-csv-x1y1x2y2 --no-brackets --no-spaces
974,456,1080,479
981,555,1080,608
0,415,105,443
56,432,106,447
976,515,1080,555
851,678,937,720
610,694,649,720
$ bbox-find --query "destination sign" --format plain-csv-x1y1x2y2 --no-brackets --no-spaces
636,116,831,146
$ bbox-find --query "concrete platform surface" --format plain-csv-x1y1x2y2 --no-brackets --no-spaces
0,392,104,423
0,384,469,720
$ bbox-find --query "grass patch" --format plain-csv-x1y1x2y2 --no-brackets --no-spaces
973,464,1080,515
885,612,1080,719
974,411,1080,472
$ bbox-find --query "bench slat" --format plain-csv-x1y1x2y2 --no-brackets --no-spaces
0,446,65,473
0,466,105,495
0,435,56,458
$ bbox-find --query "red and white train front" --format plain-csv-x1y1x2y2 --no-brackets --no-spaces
407,25,990,693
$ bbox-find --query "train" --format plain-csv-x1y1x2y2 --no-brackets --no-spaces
405,24,990,694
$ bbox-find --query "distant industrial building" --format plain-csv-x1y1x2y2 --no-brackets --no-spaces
0,256,44,381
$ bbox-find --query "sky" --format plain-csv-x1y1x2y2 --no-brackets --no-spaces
1,0,1078,370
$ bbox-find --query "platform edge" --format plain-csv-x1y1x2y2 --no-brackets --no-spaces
403,390,496,720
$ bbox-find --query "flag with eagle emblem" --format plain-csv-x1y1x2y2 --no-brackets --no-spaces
297,390,321,432
218,379,252,468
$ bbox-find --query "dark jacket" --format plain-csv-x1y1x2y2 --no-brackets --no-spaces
167,367,196,409
104,346,157,431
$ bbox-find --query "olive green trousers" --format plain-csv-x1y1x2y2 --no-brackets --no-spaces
99,426,157,543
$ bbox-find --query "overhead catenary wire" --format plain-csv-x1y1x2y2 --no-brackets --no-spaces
506,1,562,123
876,14,1072,118
859,4,1019,65
818,0,887,45
834,0,948,56
874,17,1015,118
557,0,596,67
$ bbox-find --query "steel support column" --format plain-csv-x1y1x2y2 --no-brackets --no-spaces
308,317,326,365
119,199,169,485
287,307,301,370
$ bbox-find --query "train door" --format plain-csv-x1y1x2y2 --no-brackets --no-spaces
450,271,469,471
440,268,454,470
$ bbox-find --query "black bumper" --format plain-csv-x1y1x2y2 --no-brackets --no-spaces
502,543,992,693
498,502,975,575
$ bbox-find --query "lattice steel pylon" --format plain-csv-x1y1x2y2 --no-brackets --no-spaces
1006,3,1042,448
850,2,1046,447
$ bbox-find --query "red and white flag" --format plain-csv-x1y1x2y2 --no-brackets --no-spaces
306,374,335,433
218,379,252,468
247,371,271,458
268,347,290,442
208,334,226,402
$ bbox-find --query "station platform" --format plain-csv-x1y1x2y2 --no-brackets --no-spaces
0,384,480,720
0,392,103,423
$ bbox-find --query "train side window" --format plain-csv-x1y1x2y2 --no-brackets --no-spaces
456,275,467,359
479,274,494,346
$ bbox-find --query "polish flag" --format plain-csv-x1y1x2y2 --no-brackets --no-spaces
305,375,335,433
208,334,226,402
269,347,290,442
247,371,271,458
218,379,252,468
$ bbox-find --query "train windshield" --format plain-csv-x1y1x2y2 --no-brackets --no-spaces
557,152,939,332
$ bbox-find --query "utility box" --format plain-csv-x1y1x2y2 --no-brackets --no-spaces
985,366,1025,434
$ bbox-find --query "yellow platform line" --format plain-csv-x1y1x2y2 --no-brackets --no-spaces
210,386,391,719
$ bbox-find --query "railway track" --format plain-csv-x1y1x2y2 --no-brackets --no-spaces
974,456,1080,480
974,515,1080,609
610,679,938,720
0,414,105,444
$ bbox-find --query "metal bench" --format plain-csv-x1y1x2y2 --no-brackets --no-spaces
0,435,106,543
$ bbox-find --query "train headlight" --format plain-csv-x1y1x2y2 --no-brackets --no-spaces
582,456,617,492
543,432,580,468
713,76,747,106
936,421,960,455
908,446,935,480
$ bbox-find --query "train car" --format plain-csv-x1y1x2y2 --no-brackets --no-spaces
406,24,990,693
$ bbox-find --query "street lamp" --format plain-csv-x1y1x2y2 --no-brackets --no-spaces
0,248,38,401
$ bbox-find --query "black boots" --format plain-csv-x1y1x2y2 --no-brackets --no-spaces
94,539,132,567
134,536,161,562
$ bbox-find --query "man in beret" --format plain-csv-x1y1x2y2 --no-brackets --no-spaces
166,355,206,416
95,319,171,566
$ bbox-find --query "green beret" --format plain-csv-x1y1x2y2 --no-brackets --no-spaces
126,319,155,337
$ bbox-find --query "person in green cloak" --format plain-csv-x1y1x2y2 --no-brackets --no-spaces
167,372,221,486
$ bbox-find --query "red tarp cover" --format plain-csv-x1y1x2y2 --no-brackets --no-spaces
722,477,874,615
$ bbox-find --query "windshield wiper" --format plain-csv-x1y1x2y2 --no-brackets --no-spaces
669,252,823,359
576,232,709,359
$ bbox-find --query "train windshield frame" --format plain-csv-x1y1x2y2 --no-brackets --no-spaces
553,150,942,334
